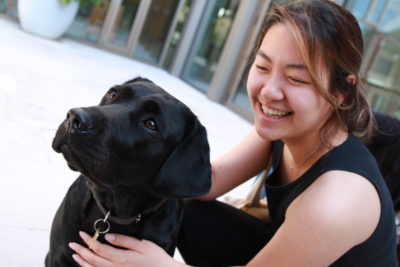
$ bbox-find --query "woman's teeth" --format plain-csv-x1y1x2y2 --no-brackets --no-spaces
261,105,290,117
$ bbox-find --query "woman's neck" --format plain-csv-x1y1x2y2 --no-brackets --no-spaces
280,128,348,185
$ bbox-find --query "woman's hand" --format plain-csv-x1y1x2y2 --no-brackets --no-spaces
69,231,187,267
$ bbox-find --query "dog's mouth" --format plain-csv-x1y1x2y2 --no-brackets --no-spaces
52,120,104,176
53,136,113,190
57,143,87,173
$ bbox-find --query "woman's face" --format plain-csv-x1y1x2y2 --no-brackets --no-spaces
247,23,333,142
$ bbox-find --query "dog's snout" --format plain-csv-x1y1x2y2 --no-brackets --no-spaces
67,108,93,132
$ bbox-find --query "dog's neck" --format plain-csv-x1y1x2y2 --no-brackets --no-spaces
87,180,164,224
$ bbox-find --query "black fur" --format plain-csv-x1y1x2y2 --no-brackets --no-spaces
45,77,211,266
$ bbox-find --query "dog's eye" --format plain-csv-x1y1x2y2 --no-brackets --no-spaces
144,119,157,131
107,89,118,100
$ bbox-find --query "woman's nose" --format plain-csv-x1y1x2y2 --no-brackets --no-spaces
260,76,285,101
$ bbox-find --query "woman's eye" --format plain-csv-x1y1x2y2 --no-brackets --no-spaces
256,65,268,71
107,89,118,100
289,77,309,85
144,119,157,131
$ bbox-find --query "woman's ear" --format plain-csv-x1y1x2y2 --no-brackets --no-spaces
346,74,356,85
338,93,345,106
334,74,355,107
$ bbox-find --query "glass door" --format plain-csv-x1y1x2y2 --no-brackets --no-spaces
0,0,17,18
66,2,111,43
132,0,181,65
98,0,185,66
105,0,141,50
181,0,240,92
162,0,193,70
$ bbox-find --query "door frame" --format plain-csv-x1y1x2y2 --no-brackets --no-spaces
155,0,186,67
98,0,186,67
99,0,151,54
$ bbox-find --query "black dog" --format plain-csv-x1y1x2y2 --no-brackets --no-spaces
45,77,211,266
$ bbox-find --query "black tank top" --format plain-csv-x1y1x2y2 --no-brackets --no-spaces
265,134,397,266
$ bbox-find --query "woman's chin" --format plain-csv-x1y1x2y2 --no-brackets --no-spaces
254,122,282,142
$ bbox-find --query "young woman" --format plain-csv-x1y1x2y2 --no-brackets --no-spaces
69,0,397,266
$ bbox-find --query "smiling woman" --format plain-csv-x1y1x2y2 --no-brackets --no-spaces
247,23,333,144
175,1,397,266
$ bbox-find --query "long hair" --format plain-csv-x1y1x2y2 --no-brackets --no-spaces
250,0,375,142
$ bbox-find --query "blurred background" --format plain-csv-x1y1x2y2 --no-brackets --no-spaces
2,0,400,121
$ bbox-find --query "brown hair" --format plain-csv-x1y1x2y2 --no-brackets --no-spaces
251,0,375,142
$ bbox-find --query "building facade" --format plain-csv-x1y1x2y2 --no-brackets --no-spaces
1,0,399,120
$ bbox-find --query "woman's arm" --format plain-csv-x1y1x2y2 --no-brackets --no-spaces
247,171,381,267
198,127,271,201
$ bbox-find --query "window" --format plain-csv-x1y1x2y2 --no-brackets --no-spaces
181,0,239,92
344,0,400,118
0,0,17,18
132,0,181,65
66,2,111,43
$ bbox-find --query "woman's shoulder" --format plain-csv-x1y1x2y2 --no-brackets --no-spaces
287,170,381,246
323,134,373,164
261,170,381,266
318,134,382,183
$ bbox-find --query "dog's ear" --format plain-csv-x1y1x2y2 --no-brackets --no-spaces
123,76,154,85
151,117,211,198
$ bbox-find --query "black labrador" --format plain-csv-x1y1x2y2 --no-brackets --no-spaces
45,77,211,266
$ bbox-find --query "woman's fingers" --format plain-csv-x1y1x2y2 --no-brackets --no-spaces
74,231,178,267
78,231,138,263
69,242,111,266
71,253,94,267
105,233,146,251
79,231,108,252
104,233,179,267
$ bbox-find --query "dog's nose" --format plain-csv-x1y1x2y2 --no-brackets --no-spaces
67,108,93,132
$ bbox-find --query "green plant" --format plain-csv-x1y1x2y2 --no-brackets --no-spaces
59,0,109,6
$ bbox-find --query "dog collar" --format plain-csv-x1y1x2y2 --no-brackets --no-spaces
93,194,167,225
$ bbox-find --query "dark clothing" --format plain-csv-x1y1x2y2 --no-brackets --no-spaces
177,134,397,266
367,112,400,210
266,134,397,266
177,200,274,267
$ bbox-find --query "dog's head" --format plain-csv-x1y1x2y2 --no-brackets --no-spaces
52,77,211,198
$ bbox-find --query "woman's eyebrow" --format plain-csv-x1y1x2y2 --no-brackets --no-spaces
257,50,307,70
287,63,307,70
257,50,271,62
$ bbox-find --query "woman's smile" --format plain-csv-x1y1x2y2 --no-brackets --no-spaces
260,104,292,119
